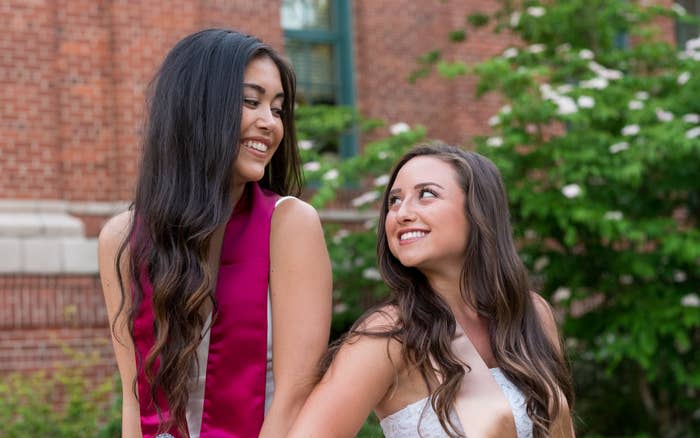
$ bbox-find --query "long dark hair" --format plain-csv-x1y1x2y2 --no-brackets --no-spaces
335,143,573,437
112,28,301,435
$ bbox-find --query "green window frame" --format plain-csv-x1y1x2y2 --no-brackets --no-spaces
282,0,357,157
676,0,700,47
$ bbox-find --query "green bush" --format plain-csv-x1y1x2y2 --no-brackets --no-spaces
0,352,120,438
298,1,700,436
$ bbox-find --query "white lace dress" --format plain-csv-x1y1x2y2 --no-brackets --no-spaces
380,368,533,438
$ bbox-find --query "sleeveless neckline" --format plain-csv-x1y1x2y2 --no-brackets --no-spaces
379,368,534,438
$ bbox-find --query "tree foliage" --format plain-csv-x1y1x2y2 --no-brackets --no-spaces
299,1,700,436
419,1,700,436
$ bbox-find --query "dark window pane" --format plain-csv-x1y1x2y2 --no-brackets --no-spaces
677,0,700,46
285,40,336,105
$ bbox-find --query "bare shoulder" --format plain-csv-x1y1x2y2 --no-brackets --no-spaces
357,304,400,333
347,305,404,365
98,210,133,256
271,196,320,229
530,291,562,353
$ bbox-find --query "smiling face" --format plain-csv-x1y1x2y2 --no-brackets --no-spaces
385,155,469,275
233,55,285,189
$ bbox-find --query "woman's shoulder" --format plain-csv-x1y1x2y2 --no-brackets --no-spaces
270,196,322,237
98,210,133,258
272,196,318,220
356,304,401,332
530,291,563,354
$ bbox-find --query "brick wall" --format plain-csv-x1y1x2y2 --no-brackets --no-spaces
353,0,515,146
0,0,682,385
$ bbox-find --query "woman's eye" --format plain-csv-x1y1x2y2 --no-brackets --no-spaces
419,188,437,199
388,196,401,207
244,98,258,107
272,107,284,117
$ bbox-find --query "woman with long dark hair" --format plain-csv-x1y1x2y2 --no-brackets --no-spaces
98,29,332,438
289,143,574,438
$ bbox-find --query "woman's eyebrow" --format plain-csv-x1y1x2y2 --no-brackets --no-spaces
243,83,285,100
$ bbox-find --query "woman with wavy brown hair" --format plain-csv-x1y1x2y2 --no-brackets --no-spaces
289,143,574,438
98,29,332,438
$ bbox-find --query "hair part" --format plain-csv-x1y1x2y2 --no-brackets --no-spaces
111,28,301,435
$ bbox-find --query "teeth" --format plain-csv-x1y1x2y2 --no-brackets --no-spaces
400,231,427,241
243,140,268,152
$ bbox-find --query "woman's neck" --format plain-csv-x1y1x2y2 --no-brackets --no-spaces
231,182,246,207
423,268,478,321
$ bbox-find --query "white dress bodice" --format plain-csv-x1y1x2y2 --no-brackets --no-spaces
380,368,533,438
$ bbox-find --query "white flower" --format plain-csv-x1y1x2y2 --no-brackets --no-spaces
500,105,512,114
604,211,623,220
510,11,521,27
635,91,650,100
488,115,500,126
539,83,555,99
389,122,410,135
556,84,573,94
332,229,350,244
534,256,549,272
528,44,546,54
628,100,644,110
622,124,640,136
578,49,595,60
674,270,688,283
323,169,339,180
577,96,595,108
686,127,700,139
609,142,629,154
557,43,572,53
682,113,700,123
581,77,609,89
362,267,382,281
681,293,700,308
588,61,623,80
502,47,519,59
656,108,674,122
678,71,691,85
685,37,700,52
527,6,546,17
486,136,504,148
377,151,389,159
333,302,349,313
553,287,571,303
303,161,321,172
619,275,634,285
351,190,379,207
298,139,314,150
562,184,582,198
373,174,390,187
672,3,687,15
555,96,578,115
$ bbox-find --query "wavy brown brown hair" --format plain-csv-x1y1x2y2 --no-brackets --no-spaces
110,29,302,435
327,143,574,437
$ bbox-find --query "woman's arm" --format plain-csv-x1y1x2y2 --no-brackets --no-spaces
259,198,333,437
287,311,400,438
98,211,143,438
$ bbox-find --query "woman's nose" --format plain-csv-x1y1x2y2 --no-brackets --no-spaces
396,199,416,223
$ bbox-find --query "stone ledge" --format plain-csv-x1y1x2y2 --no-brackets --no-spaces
0,237,98,274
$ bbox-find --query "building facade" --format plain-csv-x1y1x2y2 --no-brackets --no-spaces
0,0,681,378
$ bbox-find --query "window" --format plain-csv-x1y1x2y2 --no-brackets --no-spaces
676,0,700,47
281,0,357,157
